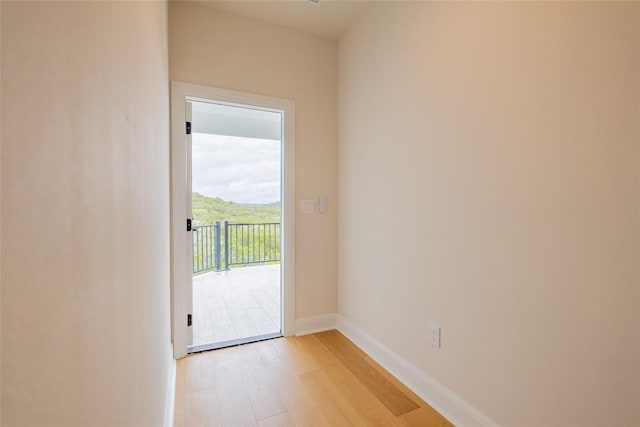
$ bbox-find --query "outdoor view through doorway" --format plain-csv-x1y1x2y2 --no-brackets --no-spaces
189,100,283,352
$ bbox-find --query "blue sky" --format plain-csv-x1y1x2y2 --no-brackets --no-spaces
192,133,281,204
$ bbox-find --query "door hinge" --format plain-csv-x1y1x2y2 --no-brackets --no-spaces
186,121,191,135
186,218,192,231
187,313,192,327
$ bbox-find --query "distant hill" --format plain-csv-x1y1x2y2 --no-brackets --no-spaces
192,192,280,225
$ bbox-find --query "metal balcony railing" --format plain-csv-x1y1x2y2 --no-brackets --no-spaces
192,221,280,274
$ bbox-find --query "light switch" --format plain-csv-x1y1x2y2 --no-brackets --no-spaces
319,196,327,214
300,199,315,214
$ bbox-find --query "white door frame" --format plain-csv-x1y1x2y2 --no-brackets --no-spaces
170,81,296,359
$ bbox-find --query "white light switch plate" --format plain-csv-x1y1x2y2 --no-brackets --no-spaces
318,196,327,214
429,323,441,348
300,199,315,214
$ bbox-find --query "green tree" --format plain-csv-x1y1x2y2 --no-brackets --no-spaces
191,193,281,273
191,192,280,225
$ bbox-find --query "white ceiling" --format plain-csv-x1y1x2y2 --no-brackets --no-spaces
194,0,371,39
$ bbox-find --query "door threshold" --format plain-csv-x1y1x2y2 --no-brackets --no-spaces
188,332,283,354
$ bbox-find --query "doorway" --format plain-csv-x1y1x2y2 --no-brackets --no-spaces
171,82,295,359
189,100,282,352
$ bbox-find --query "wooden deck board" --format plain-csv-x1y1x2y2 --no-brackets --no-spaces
192,264,280,347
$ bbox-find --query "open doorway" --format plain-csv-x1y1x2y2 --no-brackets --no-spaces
189,100,282,351
171,82,295,359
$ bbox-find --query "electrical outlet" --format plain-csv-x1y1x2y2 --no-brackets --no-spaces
429,323,441,348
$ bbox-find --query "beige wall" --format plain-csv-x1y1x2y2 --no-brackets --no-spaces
338,2,640,426
169,2,338,320
1,2,172,425
0,4,3,424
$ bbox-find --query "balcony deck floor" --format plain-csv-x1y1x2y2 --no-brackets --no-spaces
192,264,281,347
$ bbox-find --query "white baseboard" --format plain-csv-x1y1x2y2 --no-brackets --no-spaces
295,313,337,336
336,315,500,427
164,351,177,427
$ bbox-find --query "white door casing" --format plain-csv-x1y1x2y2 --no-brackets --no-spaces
185,100,193,347
170,81,296,359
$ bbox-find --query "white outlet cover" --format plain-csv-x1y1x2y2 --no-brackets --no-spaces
429,322,441,348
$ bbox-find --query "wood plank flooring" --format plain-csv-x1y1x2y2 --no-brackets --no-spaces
174,330,453,427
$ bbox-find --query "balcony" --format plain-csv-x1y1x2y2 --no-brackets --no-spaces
192,221,280,273
191,222,281,349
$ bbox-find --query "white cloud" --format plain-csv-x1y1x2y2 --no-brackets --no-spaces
192,133,281,204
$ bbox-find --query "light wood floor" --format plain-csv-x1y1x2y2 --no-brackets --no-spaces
175,330,453,427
